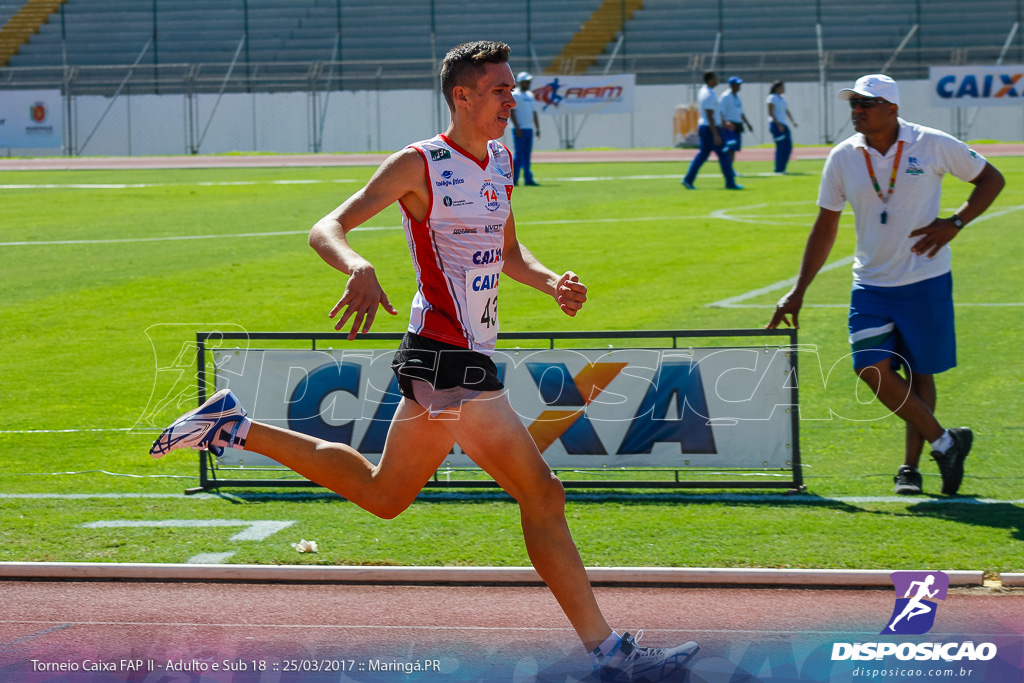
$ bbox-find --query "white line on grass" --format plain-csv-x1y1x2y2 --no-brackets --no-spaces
6,493,1021,505
709,203,1024,308
186,552,237,564
0,179,359,190
0,174,678,189
707,256,857,308
80,519,295,541
0,225,398,247
0,211,817,248
0,427,139,434
718,302,1024,308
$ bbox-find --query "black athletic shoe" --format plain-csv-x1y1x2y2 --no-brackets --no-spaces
931,427,973,495
893,465,923,495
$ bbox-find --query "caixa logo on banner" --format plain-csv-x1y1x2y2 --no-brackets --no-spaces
215,347,796,468
284,353,717,457
930,65,1024,107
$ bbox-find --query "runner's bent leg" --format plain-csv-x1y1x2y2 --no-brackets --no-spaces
442,392,612,650
245,397,454,519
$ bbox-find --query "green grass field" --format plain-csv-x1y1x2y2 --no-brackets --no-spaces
1,156,1022,573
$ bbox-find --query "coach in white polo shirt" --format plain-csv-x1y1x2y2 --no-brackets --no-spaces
767,74,1004,496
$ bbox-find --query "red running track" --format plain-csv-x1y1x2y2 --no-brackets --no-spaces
1,580,1021,682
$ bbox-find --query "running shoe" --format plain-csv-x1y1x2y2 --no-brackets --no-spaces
931,427,972,495
593,631,699,683
893,465,923,495
149,388,247,458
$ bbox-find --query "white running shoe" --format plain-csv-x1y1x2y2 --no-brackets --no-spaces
593,630,700,682
149,389,247,458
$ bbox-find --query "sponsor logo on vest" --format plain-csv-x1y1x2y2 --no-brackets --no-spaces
473,247,502,265
472,273,499,291
484,224,502,234
480,182,502,212
453,227,478,235
443,196,453,207
431,148,451,161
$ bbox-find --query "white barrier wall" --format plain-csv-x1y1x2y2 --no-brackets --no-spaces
6,79,1021,157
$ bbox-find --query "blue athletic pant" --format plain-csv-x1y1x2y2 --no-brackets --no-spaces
770,121,792,173
513,129,534,184
683,125,736,187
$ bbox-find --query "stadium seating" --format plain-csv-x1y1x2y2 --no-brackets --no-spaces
2,0,600,81
2,0,1019,87
592,0,1021,81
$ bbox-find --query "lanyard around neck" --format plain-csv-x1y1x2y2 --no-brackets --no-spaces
861,140,905,206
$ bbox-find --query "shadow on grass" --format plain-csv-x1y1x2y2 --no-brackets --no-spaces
209,488,1024,542
903,500,1024,543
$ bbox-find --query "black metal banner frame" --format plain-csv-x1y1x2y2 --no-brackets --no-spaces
188,329,801,495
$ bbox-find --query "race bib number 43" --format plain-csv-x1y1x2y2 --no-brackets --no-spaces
466,262,502,343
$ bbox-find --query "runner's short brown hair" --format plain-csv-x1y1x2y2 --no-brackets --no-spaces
440,41,511,109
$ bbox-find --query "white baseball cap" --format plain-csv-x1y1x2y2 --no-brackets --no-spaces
516,71,533,82
839,74,900,108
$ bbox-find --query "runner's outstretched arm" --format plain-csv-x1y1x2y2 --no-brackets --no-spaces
309,149,427,338
500,212,588,316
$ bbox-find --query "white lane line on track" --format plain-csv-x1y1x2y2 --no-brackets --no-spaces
0,621,1012,638
0,623,74,651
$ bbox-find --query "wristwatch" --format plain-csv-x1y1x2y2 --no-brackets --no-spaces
951,214,965,230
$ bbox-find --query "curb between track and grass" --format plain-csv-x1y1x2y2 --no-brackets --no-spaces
1,562,1012,587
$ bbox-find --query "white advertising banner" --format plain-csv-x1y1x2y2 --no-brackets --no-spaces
0,90,63,148
930,65,1024,107
531,74,636,115
213,346,794,470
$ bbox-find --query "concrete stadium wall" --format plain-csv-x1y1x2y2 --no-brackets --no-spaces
8,79,1023,157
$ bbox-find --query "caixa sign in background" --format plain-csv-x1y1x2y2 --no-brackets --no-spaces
930,65,1024,107
211,342,796,471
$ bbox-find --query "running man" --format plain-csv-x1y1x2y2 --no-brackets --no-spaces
888,575,939,631
150,41,698,683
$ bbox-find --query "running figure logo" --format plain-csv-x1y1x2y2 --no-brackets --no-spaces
881,571,949,635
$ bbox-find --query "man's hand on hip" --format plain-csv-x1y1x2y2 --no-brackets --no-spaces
909,218,959,258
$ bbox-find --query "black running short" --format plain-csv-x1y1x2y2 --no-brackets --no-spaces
390,332,504,404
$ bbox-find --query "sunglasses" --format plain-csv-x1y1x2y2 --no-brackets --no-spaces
849,97,889,109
